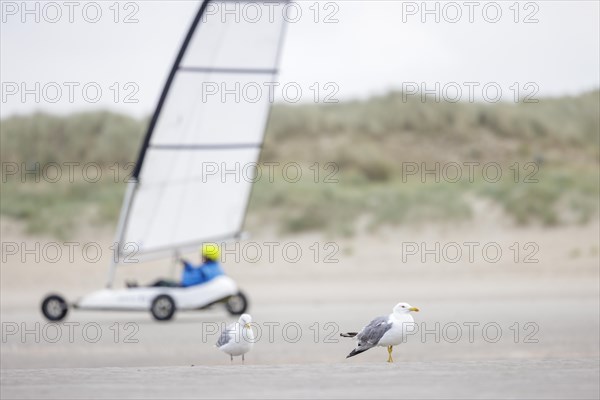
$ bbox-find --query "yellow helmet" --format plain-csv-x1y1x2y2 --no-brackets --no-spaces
201,243,220,261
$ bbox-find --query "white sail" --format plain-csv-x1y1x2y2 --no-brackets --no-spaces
115,0,288,263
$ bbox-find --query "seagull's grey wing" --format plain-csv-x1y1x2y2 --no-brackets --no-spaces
346,316,393,358
356,316,393,348
216,324,235,347
216,330,230,347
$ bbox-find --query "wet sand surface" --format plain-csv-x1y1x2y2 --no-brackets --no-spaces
2,360,599,399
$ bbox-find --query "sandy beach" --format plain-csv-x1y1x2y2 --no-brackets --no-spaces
1,219,599,398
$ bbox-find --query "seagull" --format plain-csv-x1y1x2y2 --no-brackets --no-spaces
341,302,419,363
216,314,254,364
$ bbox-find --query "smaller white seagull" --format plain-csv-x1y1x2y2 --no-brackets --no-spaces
341,302,419,363
216,313,254,363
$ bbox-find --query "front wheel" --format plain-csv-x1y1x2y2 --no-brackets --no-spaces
41,294,68,321
225,291,248,316
151,294,176,321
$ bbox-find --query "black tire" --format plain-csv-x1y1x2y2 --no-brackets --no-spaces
41,294,68,321
151,294,176,321
225,291,248,316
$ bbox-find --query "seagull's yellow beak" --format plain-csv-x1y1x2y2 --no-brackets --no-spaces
409,307,420,312
244,323,251,329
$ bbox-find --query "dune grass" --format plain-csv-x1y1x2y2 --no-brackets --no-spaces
1,90,598,238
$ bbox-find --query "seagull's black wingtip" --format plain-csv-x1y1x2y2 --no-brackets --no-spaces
346,348,367,358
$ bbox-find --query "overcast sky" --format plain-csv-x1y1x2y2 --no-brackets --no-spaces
1,0,598,118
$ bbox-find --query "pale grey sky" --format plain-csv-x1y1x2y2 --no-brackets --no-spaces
1,0,599,118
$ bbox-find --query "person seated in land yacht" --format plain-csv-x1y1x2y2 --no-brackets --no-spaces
127,243,224,288
179,243,224,287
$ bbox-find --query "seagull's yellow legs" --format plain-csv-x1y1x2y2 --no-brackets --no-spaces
387,346,394,363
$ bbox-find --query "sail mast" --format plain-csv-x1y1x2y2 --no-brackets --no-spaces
106,181,136,287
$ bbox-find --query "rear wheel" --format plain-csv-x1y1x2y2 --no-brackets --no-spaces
225,291,248,316
41,295,68,321
151,294,176,321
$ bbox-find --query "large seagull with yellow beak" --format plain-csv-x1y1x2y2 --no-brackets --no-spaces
341,303,419,362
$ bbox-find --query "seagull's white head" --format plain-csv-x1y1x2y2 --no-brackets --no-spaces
239,313,252,328
393,302,420,315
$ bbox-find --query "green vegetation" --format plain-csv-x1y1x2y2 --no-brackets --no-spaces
1,90,598,238
0,111,145,165
248,177,474,236
0,179,124,238
477,168,599,226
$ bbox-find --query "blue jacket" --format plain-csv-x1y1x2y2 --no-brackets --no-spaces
181,260,224,287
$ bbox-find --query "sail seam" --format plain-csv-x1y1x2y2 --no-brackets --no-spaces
178,66,277,74
150,143,262,150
